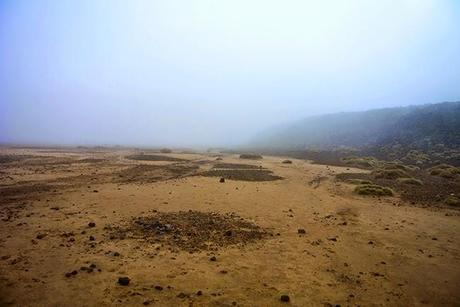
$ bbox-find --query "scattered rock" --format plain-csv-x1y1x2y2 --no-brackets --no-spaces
297,229,306,234
88,222,96,228
280,295,290,302
118,277,130,286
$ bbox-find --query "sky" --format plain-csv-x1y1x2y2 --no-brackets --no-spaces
1,0,459,147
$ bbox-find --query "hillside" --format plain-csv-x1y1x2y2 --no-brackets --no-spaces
250,102,460,151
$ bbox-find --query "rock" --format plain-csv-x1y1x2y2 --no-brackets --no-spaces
196,290,203,296
36,233,47,239
210,256,217,262
282,160,292,164
93,190,98,193
219,177,225,183
88,222,96,228
297,229,306,234
89,236,95,241
177,292,187,299
154,285,163,291
224,230,232,237
118,277,130,286
280,295,290,302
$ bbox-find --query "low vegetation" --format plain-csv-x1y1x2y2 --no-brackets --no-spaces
428,164,460,179
397,178,423,185
239,153,263,160
354,184,394,196
371,168,411,180
200,169,282,181
126,154,185,162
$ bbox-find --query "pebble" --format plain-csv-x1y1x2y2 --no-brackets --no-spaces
280,295,290,302
118,277,130,286
36,233,47,240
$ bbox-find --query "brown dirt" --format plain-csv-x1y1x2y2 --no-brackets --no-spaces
0,147,459,306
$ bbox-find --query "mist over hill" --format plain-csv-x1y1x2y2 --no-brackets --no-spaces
249,102,460,151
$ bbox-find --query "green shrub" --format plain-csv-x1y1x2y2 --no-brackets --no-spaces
397,178,423,185
341,156,379,169
428,164,460,179
445,195,460,207
345,179,372,185
354,184,394,196
371,169,411,180
239,154,263,160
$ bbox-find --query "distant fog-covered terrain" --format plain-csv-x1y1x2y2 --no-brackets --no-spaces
249,102,460,151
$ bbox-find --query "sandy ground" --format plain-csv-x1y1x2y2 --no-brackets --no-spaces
0,147,459,306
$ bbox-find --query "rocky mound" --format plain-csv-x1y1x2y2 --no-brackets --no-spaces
107,211,268,252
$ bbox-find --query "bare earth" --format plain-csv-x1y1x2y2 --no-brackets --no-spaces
0,147,459,306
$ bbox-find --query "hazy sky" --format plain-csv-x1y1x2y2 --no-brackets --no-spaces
1,0,459,147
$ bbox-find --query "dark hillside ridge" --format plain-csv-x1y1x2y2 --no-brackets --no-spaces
249,102,460,151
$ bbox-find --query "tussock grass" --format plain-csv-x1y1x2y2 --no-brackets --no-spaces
354,184,394,196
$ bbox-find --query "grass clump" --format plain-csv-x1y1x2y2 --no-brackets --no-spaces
371,168,411,180
239,154,263,160
445,195,460,207
397,178,423,186
345,179,372,185
354,184,394,196
428,164,460,179
341,156,380,169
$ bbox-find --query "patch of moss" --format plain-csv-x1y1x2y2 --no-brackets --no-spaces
354,184,394,196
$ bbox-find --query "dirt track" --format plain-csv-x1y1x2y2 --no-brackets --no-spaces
0,147,459,306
